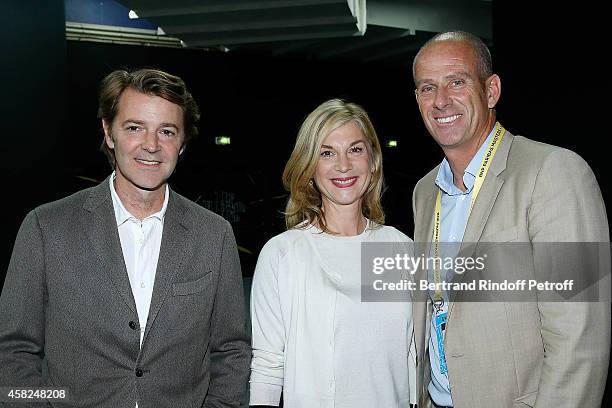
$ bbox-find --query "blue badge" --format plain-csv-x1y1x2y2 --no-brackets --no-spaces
435,310,448,375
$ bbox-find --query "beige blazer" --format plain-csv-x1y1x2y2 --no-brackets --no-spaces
412,130,610,408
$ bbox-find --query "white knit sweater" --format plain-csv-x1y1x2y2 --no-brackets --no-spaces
249,223,417,408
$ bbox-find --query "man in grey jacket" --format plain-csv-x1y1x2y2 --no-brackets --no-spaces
0,68,250,407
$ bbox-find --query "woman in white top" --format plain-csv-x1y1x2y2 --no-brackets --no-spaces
249,99,416,408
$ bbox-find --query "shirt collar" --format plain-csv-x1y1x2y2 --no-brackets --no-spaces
109,171,169,226
435,125,497,196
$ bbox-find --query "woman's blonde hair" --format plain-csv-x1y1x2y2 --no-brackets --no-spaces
282,99,385,232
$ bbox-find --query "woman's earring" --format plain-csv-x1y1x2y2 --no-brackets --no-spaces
308,179,314,187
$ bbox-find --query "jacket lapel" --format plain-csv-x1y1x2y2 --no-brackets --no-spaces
82,177,137,314
412,172,439,401
448,131,514,311
417,185,438,244
142,190,193,345
414,179,438,292
461,132,513,245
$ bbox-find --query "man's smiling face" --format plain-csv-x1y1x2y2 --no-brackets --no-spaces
103,88,184,196
414,40,499,152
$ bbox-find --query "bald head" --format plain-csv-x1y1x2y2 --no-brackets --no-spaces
413,31,492,85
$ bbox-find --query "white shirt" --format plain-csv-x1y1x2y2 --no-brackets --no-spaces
109,173,168,346
250,223,416,408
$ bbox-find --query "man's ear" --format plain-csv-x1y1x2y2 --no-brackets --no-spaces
102,119,114,149
486,74,501,109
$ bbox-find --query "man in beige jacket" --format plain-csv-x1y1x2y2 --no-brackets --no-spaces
411,31,610,408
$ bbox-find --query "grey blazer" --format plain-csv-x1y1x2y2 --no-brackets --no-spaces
412,131,610,408
0,177,251,407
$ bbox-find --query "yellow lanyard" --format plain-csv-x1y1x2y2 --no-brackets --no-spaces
431,122,506,307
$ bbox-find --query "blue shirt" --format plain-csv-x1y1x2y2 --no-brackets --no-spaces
428,128,496,407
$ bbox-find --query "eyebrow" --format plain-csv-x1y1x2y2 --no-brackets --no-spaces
444,71,471,80
416,71,472,86
121,119,145,126
320,140,366,149
121,119,179,129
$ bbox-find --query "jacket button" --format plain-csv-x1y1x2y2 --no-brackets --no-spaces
135,368,143,377
129,321,138,330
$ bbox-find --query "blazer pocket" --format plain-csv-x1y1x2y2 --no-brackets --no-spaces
172,272,212,296
481,225,518,242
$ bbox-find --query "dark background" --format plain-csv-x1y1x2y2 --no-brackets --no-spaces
1,0,609,401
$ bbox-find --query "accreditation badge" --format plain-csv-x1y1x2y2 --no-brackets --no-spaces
434,309,448,375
